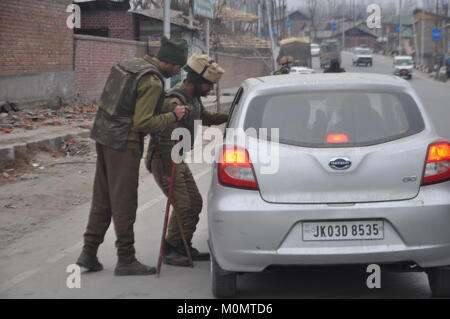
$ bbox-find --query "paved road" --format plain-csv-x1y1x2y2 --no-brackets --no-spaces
1,53,449,299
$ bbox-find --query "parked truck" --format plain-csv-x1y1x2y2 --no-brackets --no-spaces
278,37,312,68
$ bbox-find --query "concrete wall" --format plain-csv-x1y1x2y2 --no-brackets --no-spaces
0,0,74,108
213,52,272,89
74,35,147,104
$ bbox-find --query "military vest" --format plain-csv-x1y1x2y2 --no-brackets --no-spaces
166,87,201,150
90,58,165,150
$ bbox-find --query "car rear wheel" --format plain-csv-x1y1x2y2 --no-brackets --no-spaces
427,267,450,297
211,255,237,298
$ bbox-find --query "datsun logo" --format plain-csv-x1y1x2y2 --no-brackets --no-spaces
329,158,352,170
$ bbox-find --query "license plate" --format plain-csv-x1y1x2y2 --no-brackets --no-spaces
303,220,384,241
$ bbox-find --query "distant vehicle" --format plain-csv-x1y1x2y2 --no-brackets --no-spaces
352,47,373,67
208,73,450,298
289,66,315,74
278,38,312,68
311,43,320,57
320,39,341,69
393,56,414,79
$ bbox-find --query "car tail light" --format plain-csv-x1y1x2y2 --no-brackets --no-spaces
422,141,450,186
218,146,259,190
327,134,349,143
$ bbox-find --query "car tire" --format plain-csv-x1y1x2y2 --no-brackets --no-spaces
427,267,450,297
211,255,237,298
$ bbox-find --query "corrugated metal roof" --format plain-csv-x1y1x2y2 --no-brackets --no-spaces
213,34,270,49
217,7,259,22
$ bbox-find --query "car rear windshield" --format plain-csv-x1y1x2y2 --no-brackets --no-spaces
395,59,413,66
243,91,425,147
357,49,371,55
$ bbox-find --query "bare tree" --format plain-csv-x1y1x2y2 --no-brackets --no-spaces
326,0,339,20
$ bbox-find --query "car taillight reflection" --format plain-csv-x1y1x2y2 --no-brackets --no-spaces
327,134,349,143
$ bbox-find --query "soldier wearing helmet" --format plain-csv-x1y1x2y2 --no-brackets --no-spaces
273,56,294,75
146,54,229,266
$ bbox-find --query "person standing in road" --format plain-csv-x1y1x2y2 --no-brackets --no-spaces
147,54,229,266
76,36,188,276
273,56,294,75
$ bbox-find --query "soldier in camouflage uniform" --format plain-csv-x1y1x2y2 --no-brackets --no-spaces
147,54,229,266
273,56,294,75
76,37,188,276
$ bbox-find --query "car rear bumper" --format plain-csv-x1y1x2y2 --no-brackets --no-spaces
394,69,413,75
208,181,450,272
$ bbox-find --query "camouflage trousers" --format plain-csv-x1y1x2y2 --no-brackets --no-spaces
151,154,203,248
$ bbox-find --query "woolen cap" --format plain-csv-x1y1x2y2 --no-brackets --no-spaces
279,56,294,65
156,36,188,66
185,54,225,83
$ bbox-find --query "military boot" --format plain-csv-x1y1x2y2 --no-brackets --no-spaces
175,243,210,261
76,250,103,272
114,258,156,276
163,241,190,267
188,246,210,261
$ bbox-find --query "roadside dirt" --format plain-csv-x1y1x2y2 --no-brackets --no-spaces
0,136,157,251
0,138,98,250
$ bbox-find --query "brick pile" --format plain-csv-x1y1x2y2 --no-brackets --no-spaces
0,106,97,134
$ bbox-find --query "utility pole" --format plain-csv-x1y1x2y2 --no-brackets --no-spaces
399,0,403,55
205,19,210,56
265,0,278,71
342,16,346,50
258,0,262,37
435,0,439,66
164,0,171,88
443,1,449,63
421,6,425,65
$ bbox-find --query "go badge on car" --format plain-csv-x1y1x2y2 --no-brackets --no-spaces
329,157,352,170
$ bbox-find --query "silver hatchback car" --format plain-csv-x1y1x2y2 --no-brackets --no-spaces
207,73,450,298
